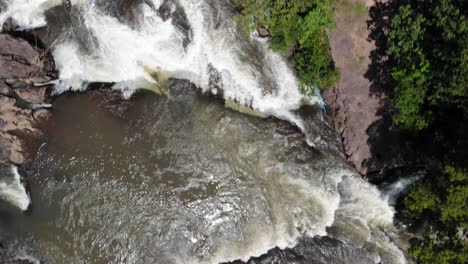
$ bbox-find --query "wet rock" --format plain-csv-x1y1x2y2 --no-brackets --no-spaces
14,87,48,104
32,109,51,122
225,236,376,264
158,0,192,48
96,0,156,27
158,0,173,21
0,28,55,166
1,18,15,33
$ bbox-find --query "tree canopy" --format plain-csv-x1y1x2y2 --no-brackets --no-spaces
402,166,468,263
385,0,468,130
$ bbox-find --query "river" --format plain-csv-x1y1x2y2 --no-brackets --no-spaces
0,0,407,263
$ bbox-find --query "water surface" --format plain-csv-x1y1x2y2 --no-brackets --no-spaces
0,82,404,263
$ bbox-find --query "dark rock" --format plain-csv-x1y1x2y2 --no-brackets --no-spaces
1,18,15,33
224,236,376,264
95,0,156,27
158,0,173,21
158,0,192,48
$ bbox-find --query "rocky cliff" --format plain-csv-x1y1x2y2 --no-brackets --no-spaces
324,0,417,182
0,22,56,167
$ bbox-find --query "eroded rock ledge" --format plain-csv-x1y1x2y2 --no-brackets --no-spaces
0,28,56,166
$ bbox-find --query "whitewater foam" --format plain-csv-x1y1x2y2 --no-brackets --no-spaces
1,0,317,121
383,173,424,205
0,166,30,211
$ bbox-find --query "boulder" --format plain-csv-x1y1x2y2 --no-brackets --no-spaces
256,26,270,38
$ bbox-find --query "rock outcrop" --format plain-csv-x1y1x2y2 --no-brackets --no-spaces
323,0,416,181
0,30,56,166
323,0,380,176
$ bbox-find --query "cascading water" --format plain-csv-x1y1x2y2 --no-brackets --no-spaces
0,0,408,263
383,173,424,206
0,166,30,211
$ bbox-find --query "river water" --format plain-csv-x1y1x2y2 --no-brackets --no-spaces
0,0,407,263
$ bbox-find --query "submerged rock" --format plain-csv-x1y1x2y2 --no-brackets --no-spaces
86,84,132,119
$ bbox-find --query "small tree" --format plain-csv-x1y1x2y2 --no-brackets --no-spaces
235,0,338,92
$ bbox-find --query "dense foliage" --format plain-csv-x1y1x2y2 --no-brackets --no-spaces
402,166,468,263
368,1,468,262
235,0,339,93
385,0,468,130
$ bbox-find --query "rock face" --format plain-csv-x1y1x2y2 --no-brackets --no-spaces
0,31,56,166
323,0,414,181
323,0,380,176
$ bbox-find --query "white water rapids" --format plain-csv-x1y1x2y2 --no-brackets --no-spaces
0,166,30,211
1,0,316,124
0,0,407,263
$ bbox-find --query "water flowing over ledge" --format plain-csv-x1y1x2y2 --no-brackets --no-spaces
1,0,318,122
0,166,30,211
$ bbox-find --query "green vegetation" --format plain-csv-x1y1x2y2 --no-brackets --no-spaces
234,0,339,93
338,0,367,17
402,166,468,264
385,0,468,130
368,1,468,262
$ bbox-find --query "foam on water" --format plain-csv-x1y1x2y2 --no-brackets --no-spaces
0,166,30,211
0,0,52,29
1,0,316,122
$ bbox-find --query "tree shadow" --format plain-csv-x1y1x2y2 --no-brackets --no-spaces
363,0,468,183
365,0,400,97
362,0,417,183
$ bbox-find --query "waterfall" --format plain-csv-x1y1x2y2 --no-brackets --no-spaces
1,0,317,126
0,1,408,263
383,173,424,206
0,166,30,211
